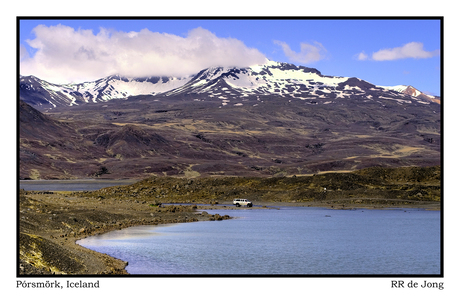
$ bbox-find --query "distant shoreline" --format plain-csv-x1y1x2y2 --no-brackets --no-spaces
18,167,441,275
19,188,440,275
198,200,440,211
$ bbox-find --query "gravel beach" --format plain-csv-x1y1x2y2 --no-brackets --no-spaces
19,190,233,275
19,188,439,275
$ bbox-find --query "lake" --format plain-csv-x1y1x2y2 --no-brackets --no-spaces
77,206,441,275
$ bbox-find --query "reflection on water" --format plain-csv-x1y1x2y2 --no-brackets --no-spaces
78,207,441,275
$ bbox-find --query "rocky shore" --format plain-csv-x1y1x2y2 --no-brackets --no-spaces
19,190,233,275
19,166,440,275
18,193,439,276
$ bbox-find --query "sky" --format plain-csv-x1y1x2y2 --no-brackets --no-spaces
19,18,442,96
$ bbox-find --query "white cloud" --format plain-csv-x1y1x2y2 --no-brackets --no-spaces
356,51,368,61
20,25,267,84
357,42,440,61
19,44,29,61
274,40,327,64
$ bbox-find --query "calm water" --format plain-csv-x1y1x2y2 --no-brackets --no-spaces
78,207,441,275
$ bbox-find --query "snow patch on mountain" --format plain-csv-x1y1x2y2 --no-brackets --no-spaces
70,75,192,102
20,60,439,109
379,85,440,104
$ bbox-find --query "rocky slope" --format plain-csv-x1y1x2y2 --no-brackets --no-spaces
19,100,109,179
18,60,441,180
19,92,441,180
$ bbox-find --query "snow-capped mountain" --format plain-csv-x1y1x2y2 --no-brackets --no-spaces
19,60,441,180
20,75,83,108
163,61,349,100
19,74,192,109
379,85,440,104
19,60,439,109
71,75,192,102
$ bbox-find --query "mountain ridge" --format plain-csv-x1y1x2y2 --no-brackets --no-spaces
18,60,441,179
19,60,440,110
380,84,440,104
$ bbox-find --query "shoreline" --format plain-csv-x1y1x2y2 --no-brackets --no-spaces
19,190,232,275
200,199,441,211
75,201,439,275
19,189,440,275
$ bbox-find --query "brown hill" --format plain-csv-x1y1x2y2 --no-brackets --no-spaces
19,94,441,180
19,100,108,179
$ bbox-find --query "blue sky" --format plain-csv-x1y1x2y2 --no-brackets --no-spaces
19,18,441,95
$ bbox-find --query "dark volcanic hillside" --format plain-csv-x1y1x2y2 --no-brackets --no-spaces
18,61,441,180
19,100,110,179
19,89,441,180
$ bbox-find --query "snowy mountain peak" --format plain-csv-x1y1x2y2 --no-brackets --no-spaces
20,61,439,109
379,85,440,104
